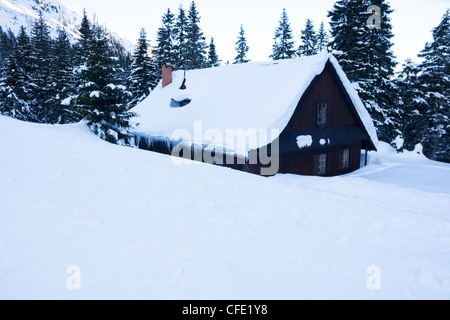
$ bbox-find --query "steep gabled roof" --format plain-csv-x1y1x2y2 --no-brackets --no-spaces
131,51,378,157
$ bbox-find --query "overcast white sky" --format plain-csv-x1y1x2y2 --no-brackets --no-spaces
59,0,449,67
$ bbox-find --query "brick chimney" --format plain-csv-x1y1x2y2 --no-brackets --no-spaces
162,64,173,88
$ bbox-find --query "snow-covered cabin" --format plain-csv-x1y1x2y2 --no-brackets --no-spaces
131,51,378,177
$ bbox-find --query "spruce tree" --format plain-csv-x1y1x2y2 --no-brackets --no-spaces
153,9,176,69
363,0,399,140
0,26,15,68
30,12,53,122
395,59,428,152
270,9,296,60
110,36,132,87
75,24,135,145
328,0,400,143
328,0,370,81
418,10,450,162
75,9,93,66
316,22,330,52
297,19,318,57
0,26,7,70
15,26,32,75
48,28,77,124
206,37,220,67
73,9,94,100
129,28,157,107
174,6,189,70
0,54,32,121
14,26,33,107
185,1,207,69
234,25,250,64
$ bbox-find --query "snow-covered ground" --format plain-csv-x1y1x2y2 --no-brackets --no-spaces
0,115,449,300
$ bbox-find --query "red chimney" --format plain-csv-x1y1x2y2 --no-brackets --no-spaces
162,65,173,88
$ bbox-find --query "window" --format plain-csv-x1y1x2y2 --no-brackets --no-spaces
342,149,350,169
318,153,327,175
317,102,327,125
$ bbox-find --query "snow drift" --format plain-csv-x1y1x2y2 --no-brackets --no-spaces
0,115,449,299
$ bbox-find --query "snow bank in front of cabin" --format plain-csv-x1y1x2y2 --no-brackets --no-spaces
1,116,449,300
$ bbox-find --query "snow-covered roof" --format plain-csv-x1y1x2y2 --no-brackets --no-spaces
132,51,378,156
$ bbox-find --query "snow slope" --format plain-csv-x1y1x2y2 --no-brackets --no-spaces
0,115,449,300
0,0,81,39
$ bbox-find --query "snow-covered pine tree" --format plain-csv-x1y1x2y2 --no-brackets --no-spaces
15,26,32,76
328,0,400,144
206,37,220,67
297,19,318,57
109,36,132,89
185,1,207,69
0,26,37,122
0,53,33,121
47,27,77,124
70,10,94,120
153,9,176,70
0,26,15,69
316,22,330,52
0,26,11,112
418,9,450,162
14,26,33,108
364,0,399,143
129,28,158,107
234,24,250,64
0,26,7,70
270,9,296,60
0,27,5,72
30,12,53,122
75,9,93,66
328,0,367,81
75,24,135,145
174,5,189,70
395,59,428,152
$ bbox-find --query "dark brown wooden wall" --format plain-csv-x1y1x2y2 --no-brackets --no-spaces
277,141,362,176
136,61,370,177
284,62,358,132
262,61,367,176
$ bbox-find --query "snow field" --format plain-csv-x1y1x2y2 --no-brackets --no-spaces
0,115,449,299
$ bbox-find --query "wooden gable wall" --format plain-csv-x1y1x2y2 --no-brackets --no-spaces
285,61,360,131
249,61,371,177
